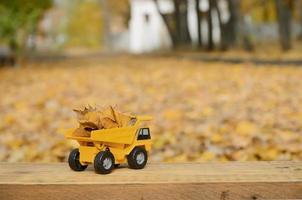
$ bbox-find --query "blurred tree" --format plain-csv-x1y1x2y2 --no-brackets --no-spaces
207,0,214,51
66,1,102,48
213,0,224,50
262,0,270,21
101,0,130,50
214,0,240,51
109,0,130,27
154,0,176,45
0,0,52,66
154,0,191,48
99,0,111,50
275,0,293,50
210,0,241,51
217,0,254,51
195,0,202,48
240,1,255,51
174,0,191,46
297,0,302,40
251,0,276,22
225,0,240,47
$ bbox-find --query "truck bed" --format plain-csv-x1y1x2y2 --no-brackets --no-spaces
64,126,138,144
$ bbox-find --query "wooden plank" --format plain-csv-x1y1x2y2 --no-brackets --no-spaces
0,161,302,200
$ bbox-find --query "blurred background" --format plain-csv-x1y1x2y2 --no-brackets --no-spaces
0,0,302,163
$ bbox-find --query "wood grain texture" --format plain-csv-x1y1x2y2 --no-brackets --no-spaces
0,161,302,200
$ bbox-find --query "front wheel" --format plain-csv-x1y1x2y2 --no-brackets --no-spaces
127,147,148,169
94,151,115,174
68,148,88,171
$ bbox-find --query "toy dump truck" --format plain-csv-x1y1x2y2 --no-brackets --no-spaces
65,116,152,174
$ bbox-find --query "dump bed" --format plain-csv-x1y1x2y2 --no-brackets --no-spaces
65,128,94,142
65,126,137,144
64,115,152,145
91,126,137,144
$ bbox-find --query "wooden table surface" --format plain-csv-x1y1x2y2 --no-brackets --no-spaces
0,161,302,200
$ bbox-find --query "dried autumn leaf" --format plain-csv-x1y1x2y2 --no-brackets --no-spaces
72,105,133,137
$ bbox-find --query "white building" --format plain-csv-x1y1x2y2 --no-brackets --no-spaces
128,0,224,53
129,0,173,53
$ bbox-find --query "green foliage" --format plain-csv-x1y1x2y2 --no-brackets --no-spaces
0,0,52,52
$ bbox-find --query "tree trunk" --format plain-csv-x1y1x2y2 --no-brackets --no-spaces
262,0,269,21
276,0,292,50
100,0,111,51
297,0,302,40
154,0,191,48
195,0,202,48
173,0,191,47
230,0,254,51
207,0,214,51
7,38,17,66
9,35,26,67
154,0,177,46
213,0,227,50
241,15,254,51
214,0,239,50
225,0,240,47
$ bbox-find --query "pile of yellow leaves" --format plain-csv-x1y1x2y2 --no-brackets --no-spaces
73,105,134,137
0,55,302,162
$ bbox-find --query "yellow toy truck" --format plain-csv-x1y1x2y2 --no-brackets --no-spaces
65,116,152,174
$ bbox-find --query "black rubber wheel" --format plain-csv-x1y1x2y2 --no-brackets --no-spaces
68,148,88,171
127,147,148,169
94,151,115,174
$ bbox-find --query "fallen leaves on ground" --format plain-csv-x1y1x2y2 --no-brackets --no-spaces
0,55,302,162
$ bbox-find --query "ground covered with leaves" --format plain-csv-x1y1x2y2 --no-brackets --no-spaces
1,55,302,162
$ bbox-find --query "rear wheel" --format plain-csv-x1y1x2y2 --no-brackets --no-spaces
94,151,115,174
127,147,148,169
68,148,88,171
